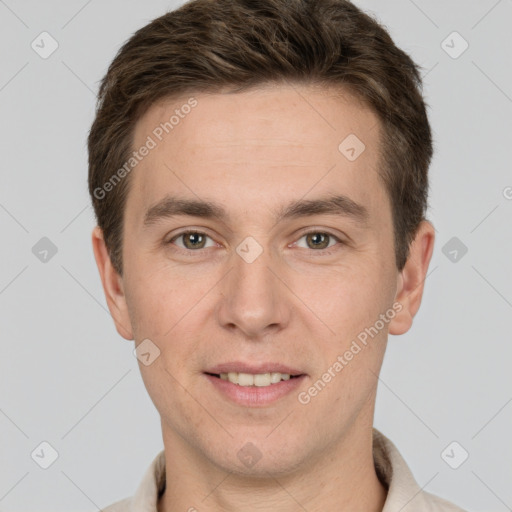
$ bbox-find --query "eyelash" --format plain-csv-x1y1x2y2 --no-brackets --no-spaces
166,229,344,256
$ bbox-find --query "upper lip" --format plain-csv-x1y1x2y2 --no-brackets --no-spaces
205,362,305,376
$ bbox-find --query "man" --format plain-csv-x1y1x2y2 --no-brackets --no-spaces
88,0,466,510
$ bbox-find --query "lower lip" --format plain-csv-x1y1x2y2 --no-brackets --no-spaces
204,374,306,407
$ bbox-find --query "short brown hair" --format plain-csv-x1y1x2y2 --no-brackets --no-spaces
88,0,432,276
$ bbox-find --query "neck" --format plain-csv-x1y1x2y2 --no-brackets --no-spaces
157,420,388,512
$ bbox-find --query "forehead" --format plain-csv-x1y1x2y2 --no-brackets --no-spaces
127,83,385,225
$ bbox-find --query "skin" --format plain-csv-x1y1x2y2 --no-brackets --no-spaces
92,83,435,512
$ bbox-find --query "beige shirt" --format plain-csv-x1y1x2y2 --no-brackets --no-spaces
103,428,466,512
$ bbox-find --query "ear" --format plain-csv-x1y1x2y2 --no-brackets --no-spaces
91,226,134,340
388,220,435,336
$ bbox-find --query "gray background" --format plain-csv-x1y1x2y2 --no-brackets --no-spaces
0,0,511,510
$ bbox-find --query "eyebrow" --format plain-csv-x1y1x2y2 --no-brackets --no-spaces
143,193,369,228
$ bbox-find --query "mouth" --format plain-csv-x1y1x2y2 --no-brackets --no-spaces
204,362,306,388
204,369,307,406
203,362,307,405
204,371,304,387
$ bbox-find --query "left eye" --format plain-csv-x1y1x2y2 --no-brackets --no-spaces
294,231,340,251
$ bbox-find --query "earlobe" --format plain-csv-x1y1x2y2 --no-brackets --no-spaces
91,226,134,340
388,220,435,336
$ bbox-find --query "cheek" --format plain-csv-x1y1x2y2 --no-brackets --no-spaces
288,258,393,340
124,265,212,387
124,260,197,339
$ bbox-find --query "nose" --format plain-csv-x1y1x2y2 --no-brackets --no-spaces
215,239,291,339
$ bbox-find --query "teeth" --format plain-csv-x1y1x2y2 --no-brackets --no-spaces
218,372,294,387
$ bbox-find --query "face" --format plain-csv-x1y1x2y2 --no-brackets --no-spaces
93,83,432,477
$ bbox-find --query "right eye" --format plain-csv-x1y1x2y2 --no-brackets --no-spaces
167,230,218,251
